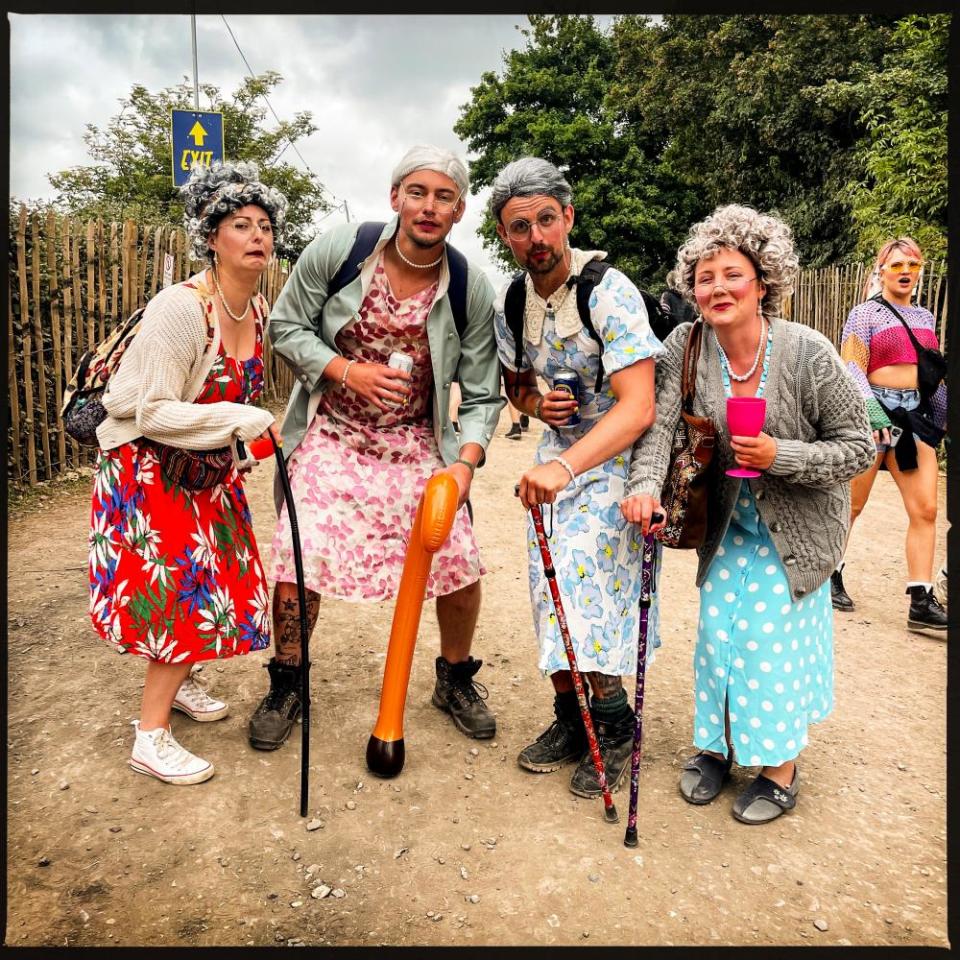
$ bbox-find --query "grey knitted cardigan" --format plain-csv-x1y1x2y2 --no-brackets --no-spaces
624,319,875,601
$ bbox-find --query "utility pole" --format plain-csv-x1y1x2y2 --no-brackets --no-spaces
343,200,351,223
190,15,200,109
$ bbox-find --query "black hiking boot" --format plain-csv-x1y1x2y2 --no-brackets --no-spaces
519,414,530,432
517,692,587,773
248,659,303,750
504,423,522,440
569,700,635,798
432,656,496,739
830,568,854,611
907,585,948,636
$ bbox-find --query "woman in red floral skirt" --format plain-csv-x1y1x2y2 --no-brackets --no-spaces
89,161,285,784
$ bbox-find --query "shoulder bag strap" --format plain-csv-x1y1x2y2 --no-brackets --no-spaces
871,295,927,360
680,320,704,411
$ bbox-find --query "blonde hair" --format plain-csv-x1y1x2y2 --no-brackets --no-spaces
862,236,924,300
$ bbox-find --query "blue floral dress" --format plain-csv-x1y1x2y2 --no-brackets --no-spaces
694,323,834,766
494,264,664,676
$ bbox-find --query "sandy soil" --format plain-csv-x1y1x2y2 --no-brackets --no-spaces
5,406,948,947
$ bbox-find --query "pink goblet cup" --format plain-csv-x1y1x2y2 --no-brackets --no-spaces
726,396,766,478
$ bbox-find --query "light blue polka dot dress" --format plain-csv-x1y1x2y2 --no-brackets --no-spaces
693,325,834,767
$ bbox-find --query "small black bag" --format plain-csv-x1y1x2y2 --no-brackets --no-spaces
872,295,947,402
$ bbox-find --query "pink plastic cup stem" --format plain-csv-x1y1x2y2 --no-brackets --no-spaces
725,396,766,478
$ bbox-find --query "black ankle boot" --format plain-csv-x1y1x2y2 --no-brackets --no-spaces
248,658,303,750
830,568,854,611
517,691,587,773
907,585,948,635
432,656,496,739
569,698,636,798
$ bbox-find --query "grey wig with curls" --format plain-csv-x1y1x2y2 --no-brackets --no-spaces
181,160,288,262
674,204,799,320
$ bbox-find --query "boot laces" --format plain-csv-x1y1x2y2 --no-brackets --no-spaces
450,675,488,708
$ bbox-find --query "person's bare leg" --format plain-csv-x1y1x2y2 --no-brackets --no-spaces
272,580,321,666
886,442,939,582
141,661,193,730
436,579,480,663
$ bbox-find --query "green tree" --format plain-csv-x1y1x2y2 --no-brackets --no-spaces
611,15,897,266
823,15,948,260
46,72,329,258
455,14,694,288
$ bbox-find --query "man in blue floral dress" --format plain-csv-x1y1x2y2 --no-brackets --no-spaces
489,157,664,797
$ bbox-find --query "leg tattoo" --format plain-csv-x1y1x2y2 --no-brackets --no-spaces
587,673,624,699
272,584,320,666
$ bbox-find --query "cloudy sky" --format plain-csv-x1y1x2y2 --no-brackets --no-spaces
10,14,616,287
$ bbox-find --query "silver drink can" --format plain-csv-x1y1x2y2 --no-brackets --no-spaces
553,366,581,426
387,351,413,406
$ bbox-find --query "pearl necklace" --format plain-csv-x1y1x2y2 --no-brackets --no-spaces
716,316,766,382
212,267,253,323
394,233,443,270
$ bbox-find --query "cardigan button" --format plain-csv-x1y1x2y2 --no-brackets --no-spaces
796,588,806,596
784,555,797,566
755,489,765,501
770,521,782,533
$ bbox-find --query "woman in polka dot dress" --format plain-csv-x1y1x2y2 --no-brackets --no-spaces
622,205,874,824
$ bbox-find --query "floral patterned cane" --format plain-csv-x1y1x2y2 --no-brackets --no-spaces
624,530,658,847
528,500,619,825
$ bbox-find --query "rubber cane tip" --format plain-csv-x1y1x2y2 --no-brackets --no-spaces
604,804,620,824
366,735,405,778
623,827,639,847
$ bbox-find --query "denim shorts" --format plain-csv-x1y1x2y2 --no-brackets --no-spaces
872,386,920,452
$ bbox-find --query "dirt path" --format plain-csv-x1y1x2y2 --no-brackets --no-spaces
5,407,948,948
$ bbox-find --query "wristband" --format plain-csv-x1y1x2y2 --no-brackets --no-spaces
552,455,576,484
340,359,356,390
534,396,544,420
453,458,476,475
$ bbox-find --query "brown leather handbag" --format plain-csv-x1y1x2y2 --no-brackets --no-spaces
657,320,716,549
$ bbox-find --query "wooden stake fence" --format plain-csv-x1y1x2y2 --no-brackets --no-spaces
8,208,292,487
6,207,950,488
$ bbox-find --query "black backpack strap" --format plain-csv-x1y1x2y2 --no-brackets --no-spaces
503,272,527,396
445,243,468,339
574,259,612,393
327,221,386,301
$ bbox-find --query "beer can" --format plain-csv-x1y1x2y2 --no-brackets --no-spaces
388,351,414,375
387,351,413,406
553,366,581,427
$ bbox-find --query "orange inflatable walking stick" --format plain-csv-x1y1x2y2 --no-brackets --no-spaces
366,473,460,777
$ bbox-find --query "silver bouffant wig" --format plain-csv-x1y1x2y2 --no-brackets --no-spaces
675,204,799,319
391,145,469,197
181,160,288,261
489,157,572,222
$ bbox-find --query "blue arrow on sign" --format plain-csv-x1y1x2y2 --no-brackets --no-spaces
171,110,225,186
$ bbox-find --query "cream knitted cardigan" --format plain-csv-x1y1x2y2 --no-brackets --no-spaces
96,272,274,451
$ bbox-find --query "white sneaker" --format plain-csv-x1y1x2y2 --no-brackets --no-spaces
172,665,229,721
935,567,948,608
128,721,215,785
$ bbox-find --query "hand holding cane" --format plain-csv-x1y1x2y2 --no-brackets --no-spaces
367,473,460,777
624,525,659,848
515,485,619,824
248,435,312,817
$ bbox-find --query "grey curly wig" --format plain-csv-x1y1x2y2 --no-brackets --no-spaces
675,204,799,320
181,160,288,261
489,157,572,222
391,145,469,197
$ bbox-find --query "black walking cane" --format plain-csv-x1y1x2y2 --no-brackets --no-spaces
248,435,311,817
624,527,659,848
515,485,618,824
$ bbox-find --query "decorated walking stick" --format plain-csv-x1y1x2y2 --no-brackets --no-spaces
367,473,459,778
624,528,659,848
517,487,618,824
248,434,311,817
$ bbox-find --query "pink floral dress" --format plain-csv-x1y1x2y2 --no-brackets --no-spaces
269,256,485,601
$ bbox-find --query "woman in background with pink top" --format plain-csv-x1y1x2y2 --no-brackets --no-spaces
831,238,947,636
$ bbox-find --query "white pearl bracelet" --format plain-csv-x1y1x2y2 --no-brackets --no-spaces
340,359,356,390
552,456,576,485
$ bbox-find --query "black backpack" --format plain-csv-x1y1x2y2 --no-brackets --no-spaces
502,259,670,393
325,221,469,337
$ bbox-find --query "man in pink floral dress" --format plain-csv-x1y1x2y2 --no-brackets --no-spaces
249,146,505,752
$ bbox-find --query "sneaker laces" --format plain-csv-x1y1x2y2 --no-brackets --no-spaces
177,674,219,710
147,727,197,770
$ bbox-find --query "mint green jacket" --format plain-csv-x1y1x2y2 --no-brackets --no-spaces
268,218,504,512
